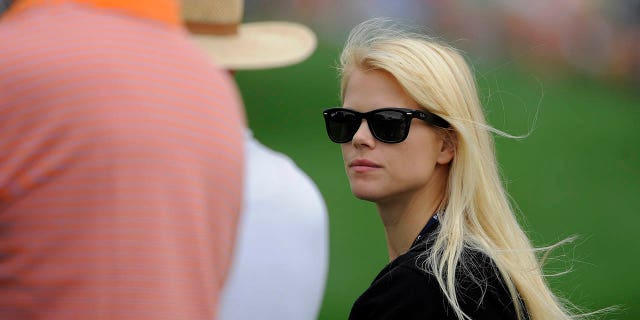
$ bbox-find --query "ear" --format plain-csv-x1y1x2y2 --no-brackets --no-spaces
436,130,455,165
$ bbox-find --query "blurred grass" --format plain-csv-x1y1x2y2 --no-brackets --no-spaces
234,43,640,320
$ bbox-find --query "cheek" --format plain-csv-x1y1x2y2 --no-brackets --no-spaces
387,142,439,184
389,150,429,180
340,145,351,166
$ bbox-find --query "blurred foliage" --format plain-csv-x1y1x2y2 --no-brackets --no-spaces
235,43,640,320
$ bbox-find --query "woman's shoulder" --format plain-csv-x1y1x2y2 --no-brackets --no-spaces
349,244,523,320
349,251,448,319
450,248,522,316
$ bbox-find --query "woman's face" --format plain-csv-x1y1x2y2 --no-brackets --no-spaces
341,68,453,203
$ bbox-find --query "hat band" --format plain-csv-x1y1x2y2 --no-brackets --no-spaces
185,21,239,35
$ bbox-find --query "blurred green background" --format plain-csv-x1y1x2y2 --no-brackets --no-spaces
235,42,640,319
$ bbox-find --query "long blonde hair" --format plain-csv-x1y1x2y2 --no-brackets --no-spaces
339,18,580,320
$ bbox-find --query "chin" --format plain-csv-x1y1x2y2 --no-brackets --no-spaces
350,185,385,203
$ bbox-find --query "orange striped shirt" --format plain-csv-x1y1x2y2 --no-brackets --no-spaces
0,1,245,319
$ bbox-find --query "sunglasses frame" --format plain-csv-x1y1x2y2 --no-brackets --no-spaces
323,107,451,144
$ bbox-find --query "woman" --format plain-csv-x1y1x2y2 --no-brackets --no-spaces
323,19,578,320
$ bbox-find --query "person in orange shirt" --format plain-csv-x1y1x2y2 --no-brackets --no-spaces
0,1,244,319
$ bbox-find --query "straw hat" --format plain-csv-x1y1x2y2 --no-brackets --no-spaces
183,0,317,70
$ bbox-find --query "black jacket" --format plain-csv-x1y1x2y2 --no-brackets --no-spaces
349,221,526,320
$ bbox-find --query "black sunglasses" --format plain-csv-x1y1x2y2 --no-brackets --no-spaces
322,107,450,144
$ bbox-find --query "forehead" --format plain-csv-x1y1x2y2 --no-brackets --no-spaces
342,68,419,112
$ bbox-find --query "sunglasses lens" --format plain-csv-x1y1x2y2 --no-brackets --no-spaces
325,109,361,143
369,110,408,143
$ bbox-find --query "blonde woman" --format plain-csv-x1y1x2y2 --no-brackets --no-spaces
323,19,579,320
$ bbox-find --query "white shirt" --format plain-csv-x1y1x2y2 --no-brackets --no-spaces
219,131,329,320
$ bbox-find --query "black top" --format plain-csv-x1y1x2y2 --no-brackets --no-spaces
349,219,526,320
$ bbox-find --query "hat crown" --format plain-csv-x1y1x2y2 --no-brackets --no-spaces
182,0,244,24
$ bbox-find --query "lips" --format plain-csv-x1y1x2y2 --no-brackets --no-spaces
349,158,382,173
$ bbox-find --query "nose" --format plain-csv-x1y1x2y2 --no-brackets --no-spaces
351,119,376,149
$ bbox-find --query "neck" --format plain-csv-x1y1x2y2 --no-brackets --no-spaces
377,165,448,261
6,0,180,25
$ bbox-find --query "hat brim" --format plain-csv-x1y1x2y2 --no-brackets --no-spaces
190,21,317,70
